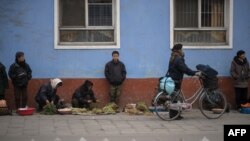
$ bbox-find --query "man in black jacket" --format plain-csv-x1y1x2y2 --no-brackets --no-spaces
0,62,9,100
72,80,97,109
35,78,62,111
8,52,32,109
168,44,200,120
105,51,126,104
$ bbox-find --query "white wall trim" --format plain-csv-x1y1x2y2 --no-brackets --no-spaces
54,0,120,49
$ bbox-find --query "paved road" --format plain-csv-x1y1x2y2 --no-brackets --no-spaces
0,110,249,141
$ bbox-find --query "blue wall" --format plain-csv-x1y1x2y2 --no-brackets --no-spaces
0,0,250,78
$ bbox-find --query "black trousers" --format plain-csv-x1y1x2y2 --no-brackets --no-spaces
72,98,91,109
169,81,182,118
234,87,248,109
14,86,28,109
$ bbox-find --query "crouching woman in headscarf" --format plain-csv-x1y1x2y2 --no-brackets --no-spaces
72,80,97,109
35,78,63,111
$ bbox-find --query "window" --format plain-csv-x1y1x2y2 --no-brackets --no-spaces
170,0,233,48
54,0,120,49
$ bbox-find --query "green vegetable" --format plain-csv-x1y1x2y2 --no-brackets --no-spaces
102,102,118,114
136,102,149,112
41,103,57,115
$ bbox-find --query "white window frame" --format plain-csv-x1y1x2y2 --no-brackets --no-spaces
54,0,120,49
170,0,233,49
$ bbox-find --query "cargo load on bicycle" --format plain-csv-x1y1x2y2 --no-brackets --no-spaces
196,64,219,90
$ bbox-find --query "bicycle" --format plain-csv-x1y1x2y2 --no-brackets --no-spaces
153,72,227,121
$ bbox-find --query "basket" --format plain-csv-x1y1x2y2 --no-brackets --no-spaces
212,108,223,114
17,107,35,116
57,108,72,115
0,107,12,116
240,108,250,114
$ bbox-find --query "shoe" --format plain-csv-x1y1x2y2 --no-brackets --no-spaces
175,116,183,120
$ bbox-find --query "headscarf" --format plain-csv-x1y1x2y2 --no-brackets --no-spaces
50,78,62,89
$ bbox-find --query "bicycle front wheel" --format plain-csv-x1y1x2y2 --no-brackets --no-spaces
199,90,227,119
154,91,182,121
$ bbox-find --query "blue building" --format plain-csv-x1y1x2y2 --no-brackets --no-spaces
0,0,249,108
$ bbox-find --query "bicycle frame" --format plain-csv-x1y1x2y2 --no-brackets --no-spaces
156,76,208,110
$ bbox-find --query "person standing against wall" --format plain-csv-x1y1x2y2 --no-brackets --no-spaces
105,51,127,105
0,62,9,100
8,52,32,109
230,50,250,110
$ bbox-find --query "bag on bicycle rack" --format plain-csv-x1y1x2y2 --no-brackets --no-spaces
159,76,175,95
196,64,219,90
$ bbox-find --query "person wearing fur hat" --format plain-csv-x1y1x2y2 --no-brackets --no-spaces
8,51,32,109
230,50,250,110
71,80,97,109
167,44,200,120
35,78,63,111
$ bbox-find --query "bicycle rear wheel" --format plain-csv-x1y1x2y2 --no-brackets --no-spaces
199,90,227,119
154,91,182,121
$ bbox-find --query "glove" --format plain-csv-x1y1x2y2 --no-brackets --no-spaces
195,71,202,76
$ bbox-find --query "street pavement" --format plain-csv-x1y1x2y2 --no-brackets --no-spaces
0,109,249,141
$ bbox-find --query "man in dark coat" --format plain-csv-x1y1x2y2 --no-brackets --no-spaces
8,52,32,109
72,80,97,109
105,51,126,104
0,62,9,100
35,78,63,111
230,50,250,110
167,44,200,120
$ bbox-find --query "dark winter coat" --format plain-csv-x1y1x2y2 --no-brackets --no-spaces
105,60,126,85
230,57,250,88
168,54,196,81
0,62,9,95
72,80,96,103
8,61,32,87
35,82,58,102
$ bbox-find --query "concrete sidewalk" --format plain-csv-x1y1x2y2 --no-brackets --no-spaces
0,110,249,141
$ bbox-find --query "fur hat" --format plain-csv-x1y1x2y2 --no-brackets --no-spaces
237,50,245,57
15,51,24,59
172,44,183,51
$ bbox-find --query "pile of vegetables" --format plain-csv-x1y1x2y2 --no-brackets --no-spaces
41,104,57,115
92,108,103,114
102,102,118,114
124,102,151,115
71,108,88,115
136,102,149,112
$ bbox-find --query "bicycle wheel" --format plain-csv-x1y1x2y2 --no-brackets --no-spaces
199,89,227,119
154,91,182,121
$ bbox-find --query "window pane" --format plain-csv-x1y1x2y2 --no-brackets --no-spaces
202,0,224,27
61,0,85,26
174,30,226,45
89,3,112,26
175,0,198,28
60,30,114,42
